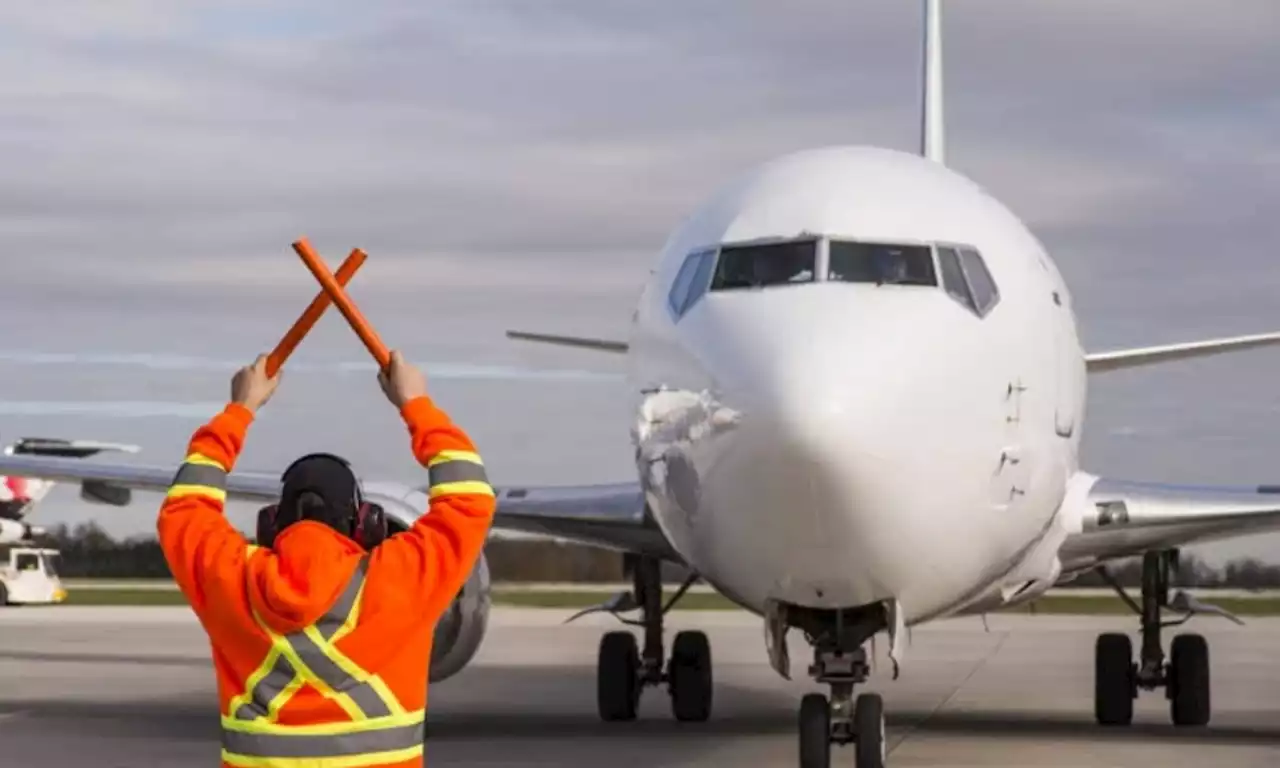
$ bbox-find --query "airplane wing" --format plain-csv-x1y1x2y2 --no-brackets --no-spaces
0,453,677,561
1058,473,1280,576
1086,330,1280,373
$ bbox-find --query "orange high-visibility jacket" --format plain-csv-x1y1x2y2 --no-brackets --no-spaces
156,396,497,768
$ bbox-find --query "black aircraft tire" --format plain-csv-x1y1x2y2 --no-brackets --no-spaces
798,693,831,768
1169,633,1210,727
1095,633,1135,726
598,631,640,722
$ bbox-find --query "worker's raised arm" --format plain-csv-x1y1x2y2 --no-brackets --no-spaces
374,352,496,611
157,355,278,614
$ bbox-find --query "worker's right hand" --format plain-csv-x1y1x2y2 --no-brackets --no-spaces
379,350,428,410
231,354,281,414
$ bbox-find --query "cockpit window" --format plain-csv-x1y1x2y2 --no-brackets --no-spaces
958,248,999,315
668,253,702,315
936,247,973,309
827,241,936,286
683,250,717,310
668,248,717,318
709,240,816,291
937,246,1000,317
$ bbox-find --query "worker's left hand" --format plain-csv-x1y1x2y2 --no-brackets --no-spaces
231,354,280,413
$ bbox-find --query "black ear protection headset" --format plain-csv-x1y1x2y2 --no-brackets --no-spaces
255,452,388,549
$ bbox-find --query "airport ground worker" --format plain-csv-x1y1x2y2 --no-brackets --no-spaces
156,350,497,768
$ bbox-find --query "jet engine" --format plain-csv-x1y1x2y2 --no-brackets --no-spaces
354,484,494,683
0,518,41,544
429,550,492,682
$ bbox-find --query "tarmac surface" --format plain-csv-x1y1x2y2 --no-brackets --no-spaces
1,606,1278,767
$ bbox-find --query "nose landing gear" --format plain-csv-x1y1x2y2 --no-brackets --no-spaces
785,603,891,768
798,645,885,768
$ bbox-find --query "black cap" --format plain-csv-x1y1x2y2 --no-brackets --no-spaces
279,453,360,536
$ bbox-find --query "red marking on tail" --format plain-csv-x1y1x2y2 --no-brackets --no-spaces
1,475,29,503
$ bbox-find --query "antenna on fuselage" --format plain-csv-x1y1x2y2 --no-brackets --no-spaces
920,0,945,165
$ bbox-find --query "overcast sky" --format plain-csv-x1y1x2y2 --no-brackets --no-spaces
1,1,1278,565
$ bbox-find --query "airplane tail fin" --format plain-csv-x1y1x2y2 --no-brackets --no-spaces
920,0,945,164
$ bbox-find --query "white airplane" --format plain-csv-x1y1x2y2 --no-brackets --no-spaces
3,2,1280,766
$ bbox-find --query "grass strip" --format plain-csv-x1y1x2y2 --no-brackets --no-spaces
44,588,1280,616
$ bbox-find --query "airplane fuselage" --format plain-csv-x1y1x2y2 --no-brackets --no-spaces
624,146,1088,625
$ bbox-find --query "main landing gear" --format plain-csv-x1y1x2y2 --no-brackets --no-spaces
1093,549,1240,728
577,555,712,723
785,604,888,768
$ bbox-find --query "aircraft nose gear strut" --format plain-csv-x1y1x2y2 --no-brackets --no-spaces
581,555,712,723
1093,549,1237,728
795,605,889,768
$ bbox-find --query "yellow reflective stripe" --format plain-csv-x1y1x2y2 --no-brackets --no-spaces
226,556,416,765
426,449,483,467
221,710,424,736
254,607,367,721
264,671,306,723
328,580,365,645
222,722,424,761
168,452,228,502
292,576,404,718
425,449,492,498
238,559,403,723
184,451,228,470
428,480,495,498
229,646,283,721
220,745,423,768
226,544,274,720
299,625,406,717
165,484,227,502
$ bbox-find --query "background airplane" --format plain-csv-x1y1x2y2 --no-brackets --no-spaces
0,437,138,543
2,2,1279,767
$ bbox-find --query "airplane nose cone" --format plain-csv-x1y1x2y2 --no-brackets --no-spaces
699,287,938,442
688,288,960,609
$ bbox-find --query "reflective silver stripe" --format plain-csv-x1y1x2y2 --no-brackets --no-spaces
233,558,375,720
292,629,391,717
313,558,366,642
171,462,227,489
222,721,424,758
232,652,293,720
428,459,488,487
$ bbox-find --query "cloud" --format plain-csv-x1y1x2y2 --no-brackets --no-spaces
2,1,1280,563
0,349,621,382
0,0,1274,298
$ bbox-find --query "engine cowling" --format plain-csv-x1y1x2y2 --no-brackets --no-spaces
0,518,41,544
429,551,491,682
362,485,493,683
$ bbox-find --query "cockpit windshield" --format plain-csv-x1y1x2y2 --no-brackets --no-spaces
709,240,816,291
827,241,936,286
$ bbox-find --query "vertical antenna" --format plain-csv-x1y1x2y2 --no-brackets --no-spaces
920,0,945,165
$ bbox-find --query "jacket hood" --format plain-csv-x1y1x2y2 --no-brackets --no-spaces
247,521,367,634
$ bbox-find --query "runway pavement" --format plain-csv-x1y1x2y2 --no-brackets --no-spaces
1,606,1278,766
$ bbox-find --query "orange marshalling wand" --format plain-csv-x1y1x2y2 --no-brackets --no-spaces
265,248,367,378
292,238,391,371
